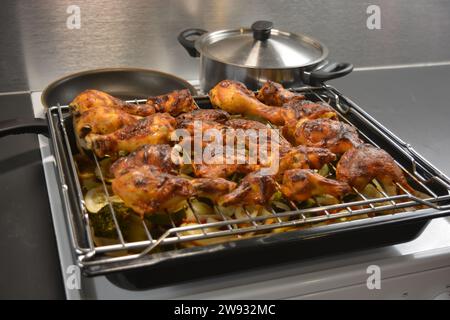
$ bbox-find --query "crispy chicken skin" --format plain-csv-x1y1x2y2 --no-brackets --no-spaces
281,169,351,202
209,80,286,125
293,118,363,154
179,117,288,179
225,118,268,130
256,80,305,106
336,144,413,192
176,109,230,124
226,118,293,156
190,178,237,202
282,100,338,143
176,119,227,136
70,89,157,116
192,162,239,179
176,119,263,179
175,119,228,150
110,144,179,177
191,145,260,179
146,89,197,116
226,118,287,148
219,170,277,207
192,163,260,179
283,100,337,122
73,105,140,139
111,165,194,217
85,113,177,158
277,146,336,179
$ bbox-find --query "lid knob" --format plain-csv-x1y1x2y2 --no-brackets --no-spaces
251,21,273,41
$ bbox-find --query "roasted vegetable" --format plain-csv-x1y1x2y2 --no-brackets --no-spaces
85,185,123,213
74,154,96,179
89,203,132,239
80,176,100,193
180,217,238,247
186,199,214,220
144,208,186,226
95,158,115,182
314,194,340,206
318,164,330,177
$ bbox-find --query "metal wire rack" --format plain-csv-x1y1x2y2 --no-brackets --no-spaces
47,85,450,272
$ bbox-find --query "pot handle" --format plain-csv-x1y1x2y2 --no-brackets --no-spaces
309,62,353,85
178,28,208,58
0,118,48,138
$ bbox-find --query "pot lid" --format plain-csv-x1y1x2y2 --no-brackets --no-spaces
195,21,328,69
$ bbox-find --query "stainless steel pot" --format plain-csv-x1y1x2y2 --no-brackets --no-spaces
178,21,353,92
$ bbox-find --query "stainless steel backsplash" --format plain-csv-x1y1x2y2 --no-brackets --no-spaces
1,0,449,93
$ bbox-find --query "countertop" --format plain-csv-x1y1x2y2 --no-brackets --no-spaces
0,64,449,299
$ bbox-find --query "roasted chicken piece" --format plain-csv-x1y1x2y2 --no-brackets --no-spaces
73,105,141,139
226,118,292,155
179,118,285,177
176,109,230,124
277,146,336,179
191,145,260,179
110,144,179,177
336,144,414,193
193,162,260,179
282,100,338,143
175,119,228,151
85,113,177,158
281,169,351,202
219,170,277,207
293,118,363,154
70,89,156,116
175,120,260,178
257,80,305,106
190,178,237,203
146,89,197,116
209,80,286,125
70,89,196,117
111,165,194,217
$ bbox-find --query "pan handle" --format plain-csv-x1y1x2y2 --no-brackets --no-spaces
0,118,48,138
178,28,208,58
309,62,353,85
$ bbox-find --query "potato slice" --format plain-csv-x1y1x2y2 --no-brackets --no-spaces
85,185,123,213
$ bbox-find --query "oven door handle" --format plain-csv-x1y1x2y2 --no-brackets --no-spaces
0,118,49,138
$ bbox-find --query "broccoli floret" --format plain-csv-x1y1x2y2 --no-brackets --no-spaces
89,203,132,239
144,209,186,227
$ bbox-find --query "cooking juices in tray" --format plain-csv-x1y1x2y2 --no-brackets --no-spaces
70,80,433,257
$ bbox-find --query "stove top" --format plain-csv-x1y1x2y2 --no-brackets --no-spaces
30,67,450,298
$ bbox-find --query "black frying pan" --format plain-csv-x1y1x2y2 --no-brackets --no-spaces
0,68,197,137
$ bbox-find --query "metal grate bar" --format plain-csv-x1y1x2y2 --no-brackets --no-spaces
214,206,234,230
88,192,450,257
243,207,259,227
167,210,182,240
187,200,208,235
268,207,284,223
141,220,154,242
56,104,97,254
92,154,126,245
